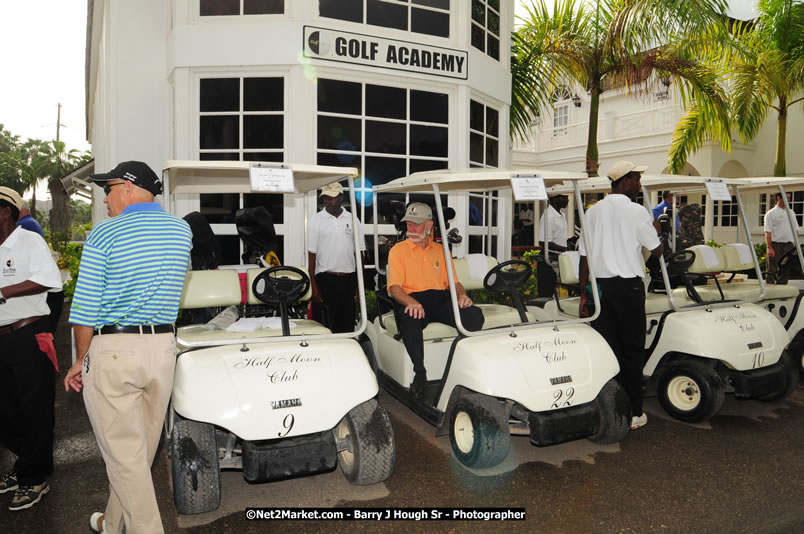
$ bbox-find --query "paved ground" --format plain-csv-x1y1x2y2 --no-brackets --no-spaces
1,314,803,534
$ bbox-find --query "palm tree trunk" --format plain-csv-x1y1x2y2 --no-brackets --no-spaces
48,177,71,233
585,82,601,176
774,95,787,177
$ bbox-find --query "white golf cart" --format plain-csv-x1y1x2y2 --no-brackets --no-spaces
363,168,632,469
533,175,798,424
162,161,395,514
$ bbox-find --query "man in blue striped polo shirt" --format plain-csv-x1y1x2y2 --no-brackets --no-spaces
64,161,191,534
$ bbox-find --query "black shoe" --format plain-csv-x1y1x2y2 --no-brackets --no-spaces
410,373,427,399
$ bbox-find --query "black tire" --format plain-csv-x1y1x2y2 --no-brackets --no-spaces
334,398,396,485
588,379,632,444
449,394,510,468
757,351,798,401
170,419,221,515
657,360,725,423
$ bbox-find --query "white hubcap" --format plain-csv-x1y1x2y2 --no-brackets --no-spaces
336,420,354,471
667,375,702,411
454,411,475,454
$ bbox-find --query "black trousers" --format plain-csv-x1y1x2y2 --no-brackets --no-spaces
591,277,646,416
769,241,795,284
46,290,64,333
312,272,358,334
394,290,484,378
536,258,558,298
0,319,55,485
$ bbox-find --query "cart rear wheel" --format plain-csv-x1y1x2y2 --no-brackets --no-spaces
170,419,221,515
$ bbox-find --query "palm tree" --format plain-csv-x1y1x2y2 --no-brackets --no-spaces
34,140,84,233
669,0,804,176
0,138,46,215
514,0,729,175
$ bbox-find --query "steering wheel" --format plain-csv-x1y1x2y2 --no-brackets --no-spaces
483,260,533,294
251,266,311,306
665,250,696,277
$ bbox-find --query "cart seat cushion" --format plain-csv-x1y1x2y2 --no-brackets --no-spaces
378,304,534,340
687,245,725,273
247,267,313,305
721,243,755,271
672,283,798,302
544,293,696,318
559,252,581,284
453,255,497,290
180,269,242,309
177,319,331,345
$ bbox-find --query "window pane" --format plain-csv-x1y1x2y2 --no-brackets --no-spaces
410,159,448,174
317,152,362,170
243,152,284,162
469,132,483,163
200,78,239,112
413,0,450,8
471,0,485,24
244,78,283,111
318,116,362,151
367,0,408,31
411,90,448,124
485,138,498,167
244,115,283,148
244,193,284,223
319,0,362,23
412,8,449,38
200,152,240,160
244,0,284,14
200,193,239,224
410,125,448,157
470,100,484,132
486,107,499,136
200,0,239,16
200,116,239,149
487,35,499,60
365,156,406,185
366,120,406,154
489,0,499,11
471,23,485,52
488,10,500,36
366,85,406,119
318,79,362,115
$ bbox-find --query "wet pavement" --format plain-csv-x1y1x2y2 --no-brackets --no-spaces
1,314,803,534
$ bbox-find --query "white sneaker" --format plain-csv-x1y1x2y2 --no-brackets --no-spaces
630,413,648,430
90,512,108,534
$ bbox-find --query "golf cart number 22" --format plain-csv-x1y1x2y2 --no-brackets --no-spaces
552,387,575,408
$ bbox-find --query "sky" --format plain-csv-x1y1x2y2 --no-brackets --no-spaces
0,0,758,158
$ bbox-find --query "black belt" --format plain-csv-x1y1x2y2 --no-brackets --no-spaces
0,316,45,337
94,324,175,336
320,272,355,277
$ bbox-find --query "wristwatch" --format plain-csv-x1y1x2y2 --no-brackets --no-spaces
0,289,6,305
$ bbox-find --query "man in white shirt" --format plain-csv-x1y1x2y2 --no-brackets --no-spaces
537,194,569,298
308,182,365,333
764,192,799,284
578,162,663,431
0,187,62,511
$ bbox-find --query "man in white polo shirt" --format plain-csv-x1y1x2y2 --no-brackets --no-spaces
537,194,569,298
577,161,663,430
764,192,799,284
308,182,365,333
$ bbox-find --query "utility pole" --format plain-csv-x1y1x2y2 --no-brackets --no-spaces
56,102,62,141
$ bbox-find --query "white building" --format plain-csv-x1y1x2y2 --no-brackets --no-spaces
85,0,517,266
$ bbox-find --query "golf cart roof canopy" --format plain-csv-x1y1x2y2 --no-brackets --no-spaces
373,168,588,193
547,175,747,195
162,160,359,195
730,177,804,191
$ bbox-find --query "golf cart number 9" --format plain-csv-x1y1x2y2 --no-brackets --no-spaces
552,387,575,408
752,351,765,369
278,414,295,437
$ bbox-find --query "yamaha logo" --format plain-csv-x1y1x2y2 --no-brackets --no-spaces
271,398,302,410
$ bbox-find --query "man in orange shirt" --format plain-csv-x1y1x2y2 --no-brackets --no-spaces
387,203,484,398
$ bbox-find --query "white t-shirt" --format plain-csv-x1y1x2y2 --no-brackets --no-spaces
519,207,534,225
307,208,366,274
578,194,660,278
0,227,62,326
538,205,568,248
764,205,799,244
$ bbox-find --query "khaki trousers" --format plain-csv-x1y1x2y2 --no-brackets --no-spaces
82,332,177,534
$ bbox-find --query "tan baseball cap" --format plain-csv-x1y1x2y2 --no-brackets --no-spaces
320,182,344,197
607,161,648,181
401,202,433,224
0,187,23,210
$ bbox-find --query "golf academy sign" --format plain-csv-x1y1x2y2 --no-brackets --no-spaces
303,26,468,80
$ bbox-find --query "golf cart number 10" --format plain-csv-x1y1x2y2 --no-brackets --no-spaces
552,387,575,408
752,352,765,369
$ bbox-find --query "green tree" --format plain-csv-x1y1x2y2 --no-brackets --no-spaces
514,0,729,175
34,140,88,233
668,0,804,176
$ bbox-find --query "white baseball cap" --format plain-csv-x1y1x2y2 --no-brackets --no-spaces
607,161,648,181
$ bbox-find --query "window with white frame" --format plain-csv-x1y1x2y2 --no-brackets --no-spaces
551,87,571,138
200,0,284,16
467,99,500,254
319,0,450,38
470,0,500,60
198,76,285,265
759,191,804,226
